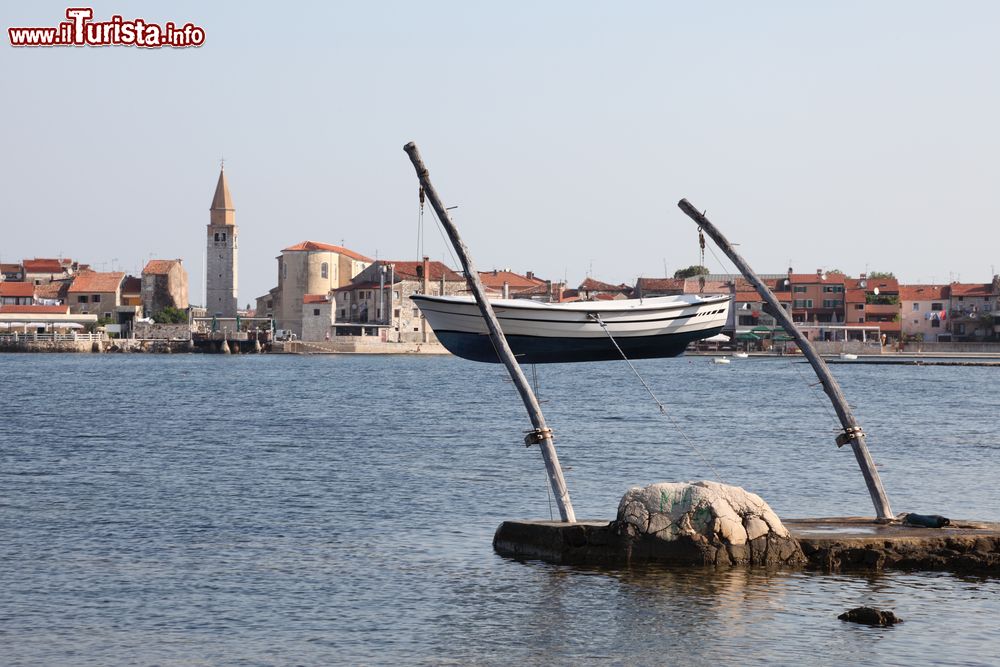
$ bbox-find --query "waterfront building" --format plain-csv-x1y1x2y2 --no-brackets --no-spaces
331,257,465,342
948,276,1000,341
206,167,238,318
142,259,189,317
266,241,373,337
66,271,125,320
899,285,950,342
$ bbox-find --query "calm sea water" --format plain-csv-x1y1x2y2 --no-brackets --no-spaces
2,353,998,666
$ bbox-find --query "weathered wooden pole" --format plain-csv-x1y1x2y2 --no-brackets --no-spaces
677,199,894,521
404,142,576,523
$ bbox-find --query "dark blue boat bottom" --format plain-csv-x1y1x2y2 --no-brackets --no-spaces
435,327,724,364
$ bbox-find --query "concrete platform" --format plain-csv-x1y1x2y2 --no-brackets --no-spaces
493,517,1000,574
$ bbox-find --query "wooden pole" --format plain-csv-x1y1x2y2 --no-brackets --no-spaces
403,142,576,523
677,199,894,521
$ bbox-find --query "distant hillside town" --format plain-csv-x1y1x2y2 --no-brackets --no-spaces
2,168,999,351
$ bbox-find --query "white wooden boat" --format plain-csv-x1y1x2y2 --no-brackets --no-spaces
411,293,730,364
711,357,731,365
733,352,749,359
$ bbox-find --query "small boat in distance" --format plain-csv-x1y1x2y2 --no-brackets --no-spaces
411,293,730,364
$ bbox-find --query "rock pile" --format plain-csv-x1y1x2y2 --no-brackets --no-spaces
615,481,806,566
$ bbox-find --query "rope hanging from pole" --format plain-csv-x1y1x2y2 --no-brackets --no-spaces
588,313,725,483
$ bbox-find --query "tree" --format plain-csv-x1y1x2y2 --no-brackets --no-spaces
868,271,896,279
673,265,710,279
153,306,189,324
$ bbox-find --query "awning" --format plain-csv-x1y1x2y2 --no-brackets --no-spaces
736,332,761,341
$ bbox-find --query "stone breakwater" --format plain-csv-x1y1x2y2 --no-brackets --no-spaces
493,485,1000,574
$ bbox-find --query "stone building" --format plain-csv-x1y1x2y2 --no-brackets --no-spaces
301,294,334,342
66,271,125,320
268,241,372,336
333,257,465,343
206,167,238,318
142,259,189,316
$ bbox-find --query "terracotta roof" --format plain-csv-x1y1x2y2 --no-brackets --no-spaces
282,241,373,263
34,281,69,301
385,260,463,282
899,285,948,301
512,282,565,297
636,277,686,292
68,271,125,293
579,277,630,292
950,283,994,297
121,276,142,294
788,273,846,284
845,277,899,292
1,263,22,274
0,282,35,298
0,304,68,314
303,294,329,304
845,288,866,302
143,259,182,275
479,270,545,290
22,258,65,274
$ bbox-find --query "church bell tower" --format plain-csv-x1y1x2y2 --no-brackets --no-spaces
206,166,238,317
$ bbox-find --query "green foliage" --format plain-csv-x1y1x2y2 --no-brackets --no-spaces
673,265,710,279
153,306,189,324
868,271,896,279
826,269,845,275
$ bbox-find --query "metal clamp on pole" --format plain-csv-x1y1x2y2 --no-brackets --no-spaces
836,426,865,448
524,427,553,448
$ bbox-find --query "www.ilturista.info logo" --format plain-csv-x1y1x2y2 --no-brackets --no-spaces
8,8,205,48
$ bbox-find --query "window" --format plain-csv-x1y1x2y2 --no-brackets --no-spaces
221,232,226,242
793,299,813,309
214,233,219,242
912,303,919,311
393,291,400,300
822,299,842,308
855,304,864,310
931,302,942,310
340,309,346,318
78,295,88,303
793,286,807,293
931,319,940,328
92,294,101,303
282,264,287,279
412,308,420,316
321,262,329,279
313,308,320,316
394,308,400,318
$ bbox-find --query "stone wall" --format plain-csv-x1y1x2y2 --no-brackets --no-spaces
134,322,193,339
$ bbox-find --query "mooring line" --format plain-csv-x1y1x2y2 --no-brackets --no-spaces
589,313,726,483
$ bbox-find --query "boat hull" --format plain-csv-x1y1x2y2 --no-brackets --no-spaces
412,293,730,364
436,326,724,364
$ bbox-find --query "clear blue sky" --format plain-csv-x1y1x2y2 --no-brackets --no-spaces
3,1,999,305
